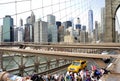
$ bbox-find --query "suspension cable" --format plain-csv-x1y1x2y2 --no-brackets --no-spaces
0,0,31,5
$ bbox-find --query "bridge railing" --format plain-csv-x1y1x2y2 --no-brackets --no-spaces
0,51,71,76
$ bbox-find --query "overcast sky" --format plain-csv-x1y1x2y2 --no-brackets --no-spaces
0,0,119,31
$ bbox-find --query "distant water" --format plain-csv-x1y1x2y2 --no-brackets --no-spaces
2,55,49,74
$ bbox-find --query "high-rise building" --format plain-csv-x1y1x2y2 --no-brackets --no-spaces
24,24,32,42
2,15,14,42
31,11,35,42
58,26,64,42
94,21,99,41
75,18,81,29
101,7,105,33
82,25,86,31
88,10,93,33
14,27,19,42
62,21,72,30
0,25,2,42
26,16,31,24
17,18,24,42
26,11,35,25
66,21,72,28
26,12,35,42
47,14,58,42
64,35,75,43
19,18,23,26
30,11,35,25
34,20,48,43
80,31,88,43
66,27,74,36
56,21,61,29
101,7,105,41
56,21,62,42
18,27,24,42
88,10,93,42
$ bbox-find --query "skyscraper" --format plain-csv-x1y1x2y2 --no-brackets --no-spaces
56,21,61,29
56,21,61,42
25,12,35,42
26,16,31,24
30,11,35,25
88,10,93,34
34,20,48,43
58,26,64,42
47,14,58,42
30,11,35,42
17,18,24,42
94,21,99,41
62,21,72,30
18,27,24,42
24,24,33,42
82,25,86,31
80,31,88,43
101,7,105,41
75,18,81,29
3,15,14,42
0,25,2,42
19,18,23,26
24,12,35,42
14,27,19,42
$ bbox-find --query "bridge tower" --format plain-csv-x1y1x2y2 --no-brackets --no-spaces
105,0,120,42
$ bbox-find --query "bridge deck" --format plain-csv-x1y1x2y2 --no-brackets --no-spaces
0,48,119,59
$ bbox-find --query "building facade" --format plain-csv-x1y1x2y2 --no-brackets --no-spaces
25,12,35,42
82,25,86,31
30,11,35,42
2,15,14,42
62,21,72,30
88,10,93,42
14,27,19,42
47,14,58,43
101,7,105,41
0,26,2,42
80,31,88,43
18,27,24,42
56,21,61,29
58,26,64,42
75,18,81,30
94,21,99,42
24,24,33,42
34,20,48,43
88,10,93,33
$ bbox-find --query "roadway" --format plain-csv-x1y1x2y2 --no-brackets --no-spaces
0,48,119,60
0,43,120,49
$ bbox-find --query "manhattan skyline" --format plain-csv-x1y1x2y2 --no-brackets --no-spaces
0,0,119,33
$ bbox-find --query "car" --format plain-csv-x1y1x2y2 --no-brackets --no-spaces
101,51,110,63
67,60,87,73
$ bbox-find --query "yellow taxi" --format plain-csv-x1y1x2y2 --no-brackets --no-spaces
67,60,87,73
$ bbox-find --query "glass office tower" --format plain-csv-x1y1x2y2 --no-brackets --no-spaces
3,15,14,42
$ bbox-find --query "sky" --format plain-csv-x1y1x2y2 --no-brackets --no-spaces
0,0,119,31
